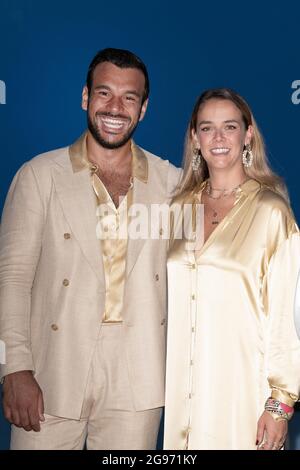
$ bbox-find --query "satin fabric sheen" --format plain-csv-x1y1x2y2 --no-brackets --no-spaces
164,179,300,450
70,133,147,323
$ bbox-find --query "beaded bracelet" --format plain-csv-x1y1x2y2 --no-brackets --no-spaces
264,397,294,421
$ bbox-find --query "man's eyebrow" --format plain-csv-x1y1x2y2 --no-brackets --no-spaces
93,85,141,97
93,85,110,91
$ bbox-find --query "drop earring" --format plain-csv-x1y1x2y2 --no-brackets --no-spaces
242,144,253,168
192,148,202,171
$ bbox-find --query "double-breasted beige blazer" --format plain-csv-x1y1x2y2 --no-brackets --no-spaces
0,134,181,418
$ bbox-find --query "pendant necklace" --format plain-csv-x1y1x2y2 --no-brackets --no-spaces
205,179,247,226
212,210,219,225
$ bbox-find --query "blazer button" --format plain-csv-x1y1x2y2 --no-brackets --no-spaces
64,233,71,239
161,318,166,325
155,274,159,281
51,324,58,331
63,279,69,286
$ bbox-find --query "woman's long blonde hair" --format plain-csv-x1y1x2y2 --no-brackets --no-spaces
176,88,288,202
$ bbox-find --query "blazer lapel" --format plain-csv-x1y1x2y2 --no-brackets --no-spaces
125,178,151,278
125,155,168,278
52,163,105,285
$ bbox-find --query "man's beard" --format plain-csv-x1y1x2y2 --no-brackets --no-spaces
87,111,140,150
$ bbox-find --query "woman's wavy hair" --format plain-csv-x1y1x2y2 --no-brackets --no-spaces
176,88,288,202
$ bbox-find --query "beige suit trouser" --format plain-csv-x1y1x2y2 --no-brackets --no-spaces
11,324,162,450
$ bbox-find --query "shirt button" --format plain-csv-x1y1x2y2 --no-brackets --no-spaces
64,233,71,239
63,279,69,287
190,360,193,365
159,228,164,236
51,324,58,331
90,164,98,173
191,294,195,300
155,274,159,281
161,318,166,325
191,327,195,332
189,393,192,399
191,264,196,269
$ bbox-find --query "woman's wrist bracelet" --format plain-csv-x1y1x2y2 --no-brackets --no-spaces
264,397,294,421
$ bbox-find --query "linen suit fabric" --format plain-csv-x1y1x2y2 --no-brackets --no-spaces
0,134,181,448
10,324,162,449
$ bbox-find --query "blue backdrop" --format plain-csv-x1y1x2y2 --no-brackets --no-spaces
1,0,300,450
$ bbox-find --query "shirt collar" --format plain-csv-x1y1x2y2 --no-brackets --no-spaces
69,132,148,183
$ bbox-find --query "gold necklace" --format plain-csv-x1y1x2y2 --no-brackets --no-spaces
205,180,246,200
205,179,247,225
211,208,219,225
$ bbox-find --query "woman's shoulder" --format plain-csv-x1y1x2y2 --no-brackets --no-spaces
254,183,298,238
255,183,292,216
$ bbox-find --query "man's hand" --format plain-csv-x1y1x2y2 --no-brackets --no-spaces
2,370,45,432
256,410,288,450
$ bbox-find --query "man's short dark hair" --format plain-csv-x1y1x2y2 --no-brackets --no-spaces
86,48,149,104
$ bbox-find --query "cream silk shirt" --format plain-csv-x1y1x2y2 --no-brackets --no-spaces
164,179,300,450
294,271,300,339
70,134,147,323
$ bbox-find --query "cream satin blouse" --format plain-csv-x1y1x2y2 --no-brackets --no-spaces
164,179,300,450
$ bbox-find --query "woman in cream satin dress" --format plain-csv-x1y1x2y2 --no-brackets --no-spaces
164,88,300,450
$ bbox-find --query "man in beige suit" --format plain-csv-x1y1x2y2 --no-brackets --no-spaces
0,48,180,449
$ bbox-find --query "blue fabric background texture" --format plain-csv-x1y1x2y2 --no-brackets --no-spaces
1,0,300,450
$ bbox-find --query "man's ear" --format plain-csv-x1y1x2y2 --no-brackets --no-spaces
139,98,149,122
82,86,89,111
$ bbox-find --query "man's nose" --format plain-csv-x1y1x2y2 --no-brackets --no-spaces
107,96,123,113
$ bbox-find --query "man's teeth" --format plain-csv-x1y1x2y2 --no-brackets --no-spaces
211,148,230,154
101,118,125,129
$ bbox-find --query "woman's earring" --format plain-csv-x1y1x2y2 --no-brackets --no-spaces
242,144,253,168
192,148,202,171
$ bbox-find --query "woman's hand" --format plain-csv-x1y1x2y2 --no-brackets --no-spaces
256,411,287,450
